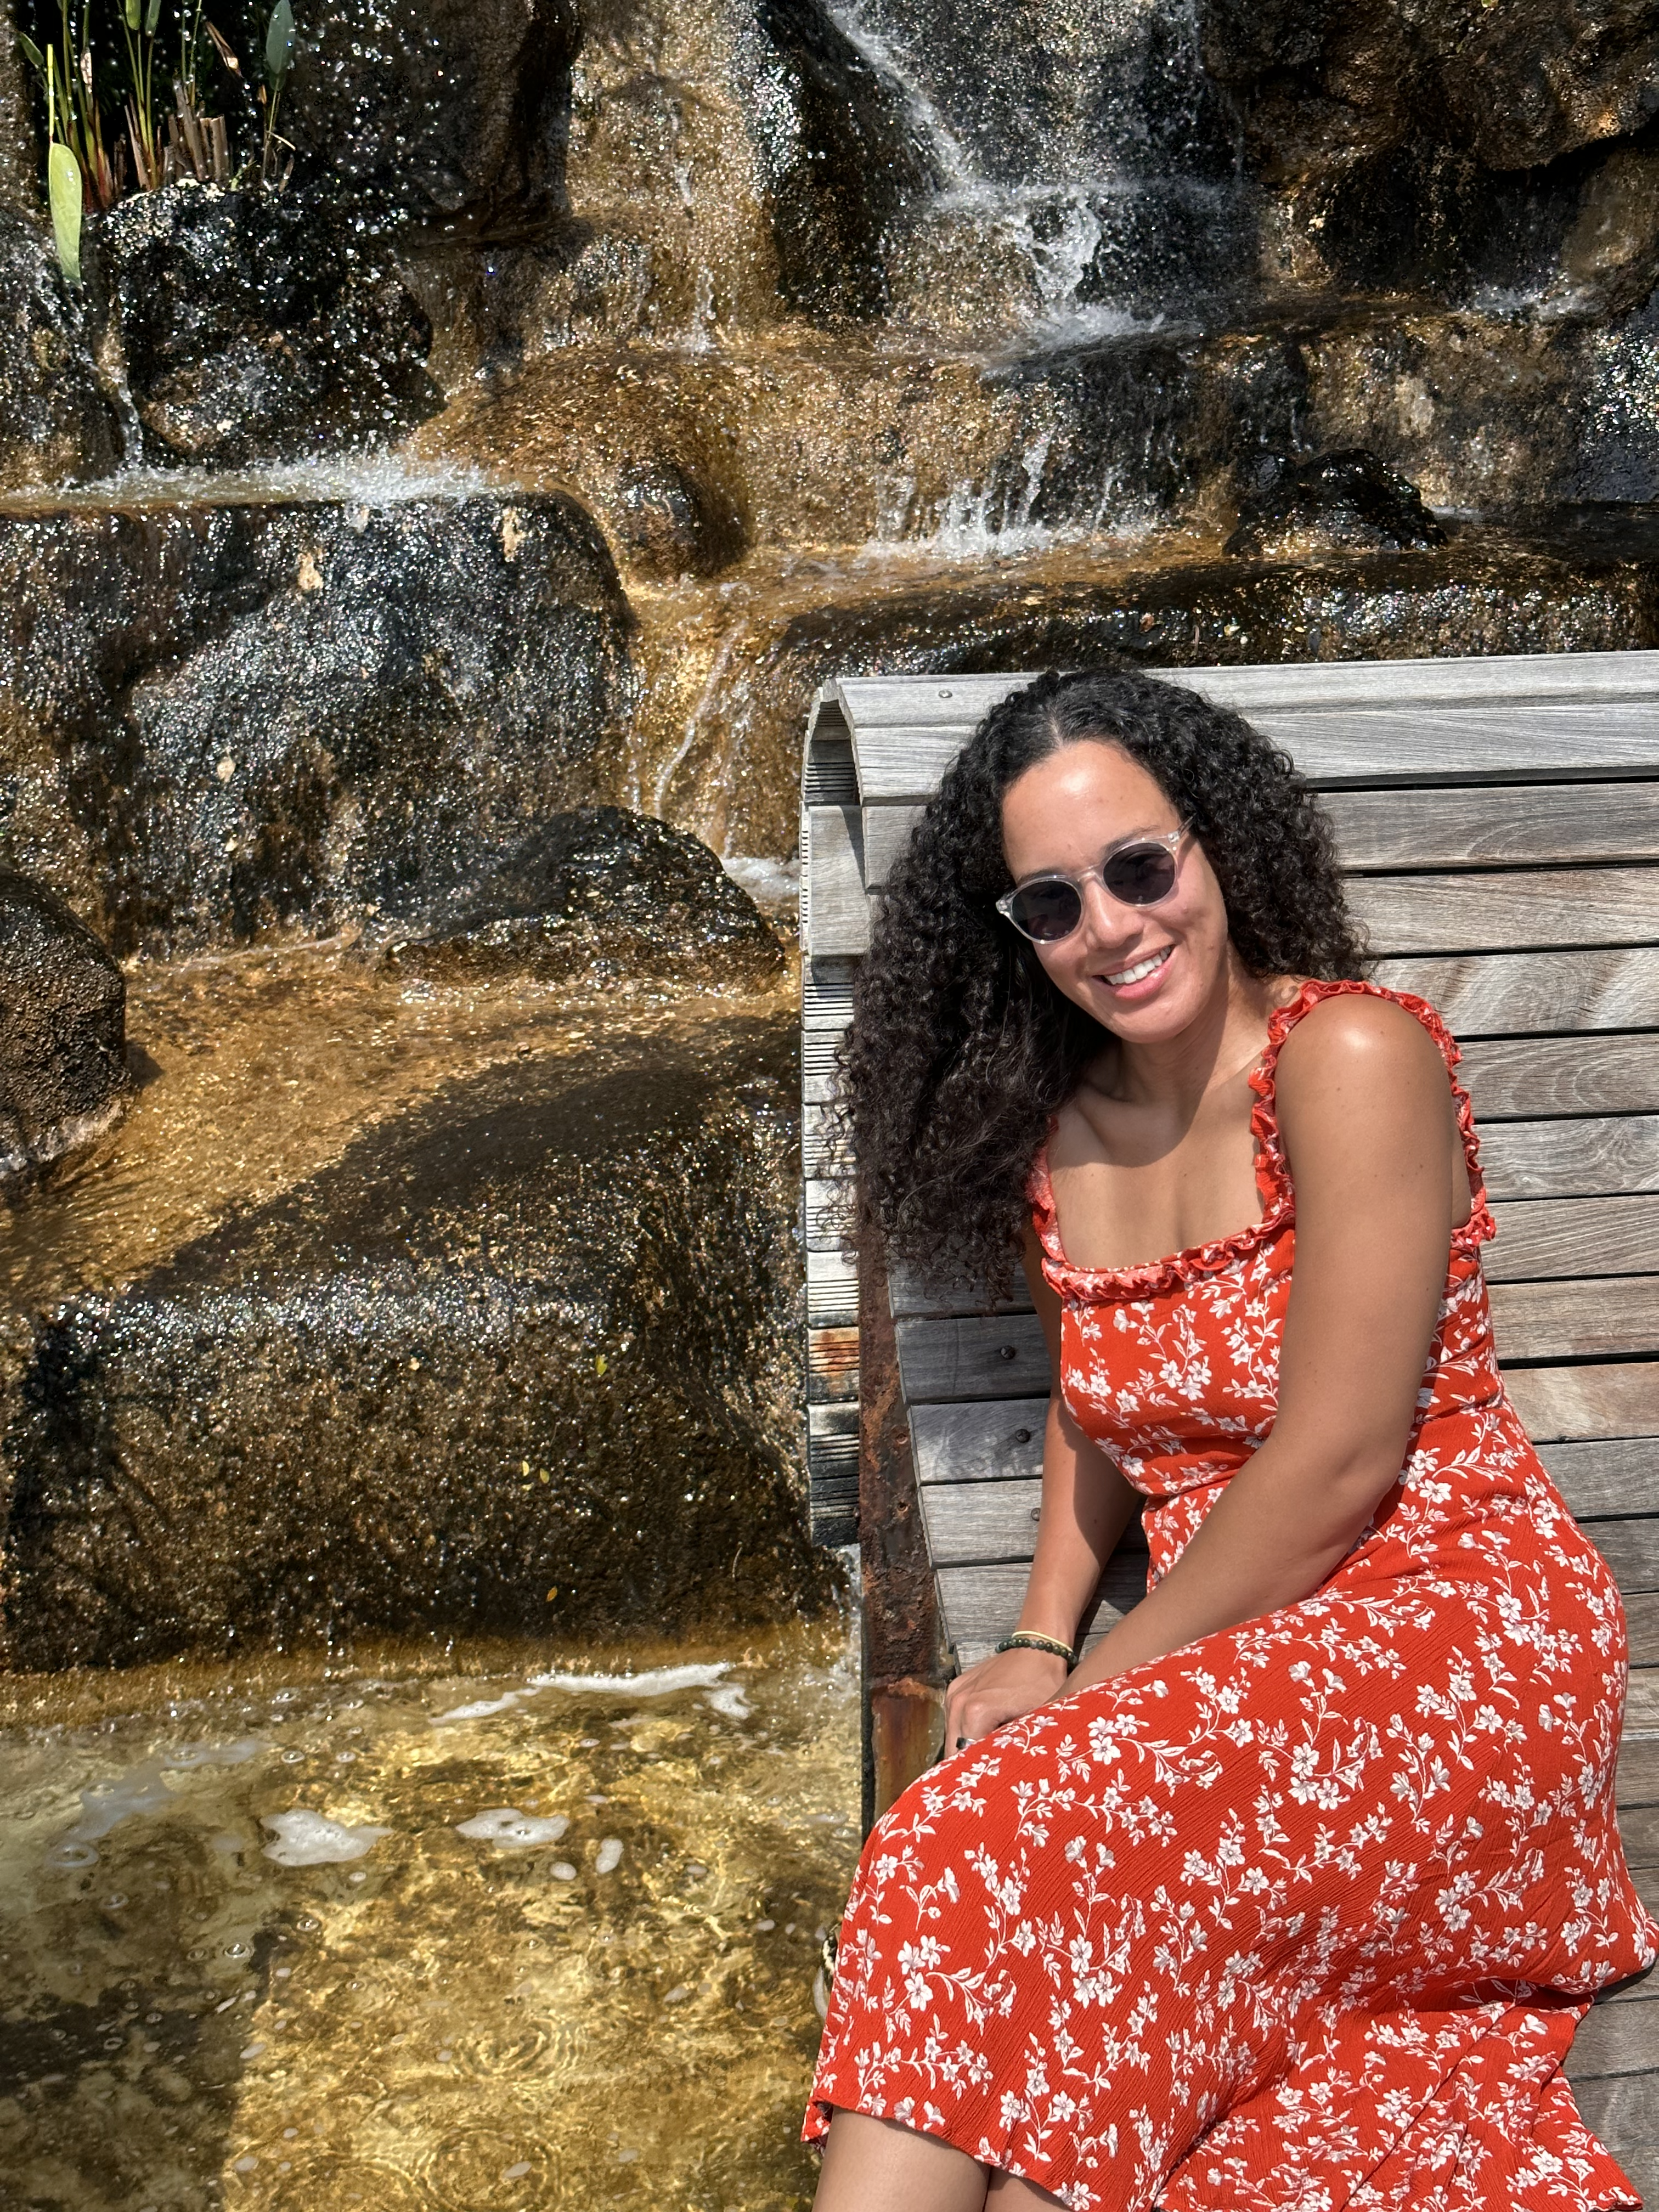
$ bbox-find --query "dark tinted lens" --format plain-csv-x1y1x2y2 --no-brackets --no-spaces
1102,842,1178,906
1007,877,1084,941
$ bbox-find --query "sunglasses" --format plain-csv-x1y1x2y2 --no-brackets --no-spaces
995,825,1191,944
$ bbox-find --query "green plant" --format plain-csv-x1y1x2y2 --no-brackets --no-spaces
43,51,82,282
19,0,122,236
258,0,292,188
18,0,291,235
117,0,163,190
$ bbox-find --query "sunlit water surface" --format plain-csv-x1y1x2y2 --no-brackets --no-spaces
0,1623,858,2210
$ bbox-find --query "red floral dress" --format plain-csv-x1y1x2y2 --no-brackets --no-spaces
807,980,1657,2211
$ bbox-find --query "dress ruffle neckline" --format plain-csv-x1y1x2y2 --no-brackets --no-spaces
1030,976,1496,1305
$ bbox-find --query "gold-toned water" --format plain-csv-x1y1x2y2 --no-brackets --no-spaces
0,1622,858,2209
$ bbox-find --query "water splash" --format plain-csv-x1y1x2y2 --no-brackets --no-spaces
0,449,495,515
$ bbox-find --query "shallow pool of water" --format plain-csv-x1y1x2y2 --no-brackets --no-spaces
0,1622,857,2211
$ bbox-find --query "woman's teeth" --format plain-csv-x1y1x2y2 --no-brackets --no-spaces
1106,948,1170,988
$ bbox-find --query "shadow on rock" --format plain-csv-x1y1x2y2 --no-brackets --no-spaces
366,806,785,992
2,1013,830,1669
0,872,131,1192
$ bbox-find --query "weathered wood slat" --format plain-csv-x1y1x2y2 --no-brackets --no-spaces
1620,1734,1659,1805
936,1555,1148,1651
1566,2076,1659,2190
1348,869,1659,957
920,1474,1658,1584
1617,1804,1659,1869
859,787,1659,893
896,1312,1050,1402
1505,1363,1659,1442
804,1180,856,1250
850,703,1659,804
1627,1596,1659,1668
807,1324,858,1402
1372,948,1659,1035
1541,1437,1657,1522
807,1403,859,1547
813,1104,1659,1199
912,1398,1049,1486
919,1477,1041,1566
1567,1996,1659,2080
806,1249,859,1328
1459,1036,1659,1120
1481,1119,1659,1201
1323,784,1659,872
894,1276,1659,1376
804,805,873,957
823,653,1659,743
1491,1277,1659,1359
1485,1195,1659,1282
912,1395,1655,1518
1589,1519,1659,1594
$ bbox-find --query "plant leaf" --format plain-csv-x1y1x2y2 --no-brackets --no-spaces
144,0,162,35
264,0,292,83
48,140,82,285
205,20,241,72
124,0,140,28
17,30,44,69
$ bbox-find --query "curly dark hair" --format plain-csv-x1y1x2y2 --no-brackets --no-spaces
838,665,1367,1297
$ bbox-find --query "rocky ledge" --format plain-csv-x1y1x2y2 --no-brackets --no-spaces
0,993,827,1671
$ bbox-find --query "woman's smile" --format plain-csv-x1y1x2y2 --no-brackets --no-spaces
1099,944,1173,995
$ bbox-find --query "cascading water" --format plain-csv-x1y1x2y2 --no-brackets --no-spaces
824,0,1248,345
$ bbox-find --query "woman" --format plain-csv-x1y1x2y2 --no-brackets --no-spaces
804,667,1656,2212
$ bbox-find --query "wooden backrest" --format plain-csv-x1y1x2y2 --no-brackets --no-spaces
802,652,1659,1688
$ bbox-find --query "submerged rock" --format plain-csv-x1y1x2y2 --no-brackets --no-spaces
0,873,130,1186
0,1014,825,1668
95,184,442,469
640,509,1659,856
1226,450,1448,558
612,459,748,582
0,492,635,956
371,806,784,991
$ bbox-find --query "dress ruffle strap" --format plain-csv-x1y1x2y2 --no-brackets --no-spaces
1252,977,1495,1258
1029,977,1494,1306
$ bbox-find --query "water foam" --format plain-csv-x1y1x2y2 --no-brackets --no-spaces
261,1811,392,1865
455,1808,571,1849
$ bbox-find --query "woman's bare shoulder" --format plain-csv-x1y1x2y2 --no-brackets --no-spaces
1274,990,1453,1153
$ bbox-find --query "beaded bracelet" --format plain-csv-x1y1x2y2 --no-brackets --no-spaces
995,1629,1077,1668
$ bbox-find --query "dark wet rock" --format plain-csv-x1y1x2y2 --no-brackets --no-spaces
1555,145,1659,317
0,492,634,956
0,872,129,1184
1201,0,1659,178
1226,449,1447,558
0,211,123,491
371,805,785,990
612,458,747,580
95,184,442,467
281,0,579,229
746,0,936,324
0,1014,829,1668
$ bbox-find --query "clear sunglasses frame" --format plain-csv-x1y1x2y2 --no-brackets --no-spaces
995,823,1192,944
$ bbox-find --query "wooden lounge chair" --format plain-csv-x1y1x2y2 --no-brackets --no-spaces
800,652,1659,2188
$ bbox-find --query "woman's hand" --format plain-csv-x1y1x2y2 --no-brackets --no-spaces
942,1645,1070,1753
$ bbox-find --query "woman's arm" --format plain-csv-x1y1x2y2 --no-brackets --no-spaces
943,1232,1140,1745
1063,992,1459,1692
